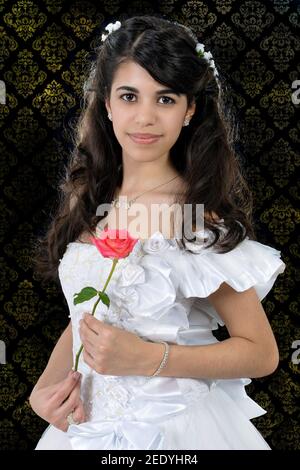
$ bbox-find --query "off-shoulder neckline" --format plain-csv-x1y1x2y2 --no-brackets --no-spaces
64,229,217,261
68,230,184,247
63,231,181,262
69,222,218,246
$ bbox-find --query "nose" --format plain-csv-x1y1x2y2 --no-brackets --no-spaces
134,102,157,125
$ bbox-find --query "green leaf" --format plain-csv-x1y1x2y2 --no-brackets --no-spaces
99,291,110,308
73,287,98,305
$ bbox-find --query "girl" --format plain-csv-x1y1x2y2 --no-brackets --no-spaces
30,15,286,450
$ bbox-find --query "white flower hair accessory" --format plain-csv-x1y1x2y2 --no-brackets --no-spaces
101,21,121,42
195,43,219,77
101,20,219,78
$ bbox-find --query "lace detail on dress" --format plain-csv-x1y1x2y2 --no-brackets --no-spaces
81,375,139,422
80,372,196,426
81,373,220,424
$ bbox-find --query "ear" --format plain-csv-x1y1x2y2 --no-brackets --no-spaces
105,97,111,114
187,99,196,116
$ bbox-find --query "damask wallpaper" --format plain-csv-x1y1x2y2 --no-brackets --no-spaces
0,0,299,451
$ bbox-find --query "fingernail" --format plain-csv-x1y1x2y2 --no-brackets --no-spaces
72,371,80,380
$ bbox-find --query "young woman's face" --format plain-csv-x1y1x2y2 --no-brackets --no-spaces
105,60,195,164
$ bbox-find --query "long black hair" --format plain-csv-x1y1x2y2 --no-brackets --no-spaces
33,14,256,282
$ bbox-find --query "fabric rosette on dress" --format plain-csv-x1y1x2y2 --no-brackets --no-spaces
111,231,190,343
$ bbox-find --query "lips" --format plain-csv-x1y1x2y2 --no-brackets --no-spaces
129,134,161,144
130,133,161,138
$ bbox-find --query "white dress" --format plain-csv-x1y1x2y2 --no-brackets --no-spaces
35,225,286,450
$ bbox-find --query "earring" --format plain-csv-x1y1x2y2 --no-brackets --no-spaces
183,116,190,126
108,112,112,121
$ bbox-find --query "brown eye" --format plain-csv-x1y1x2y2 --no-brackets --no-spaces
120,93,136,102
120,94,175,104
159,96,175,105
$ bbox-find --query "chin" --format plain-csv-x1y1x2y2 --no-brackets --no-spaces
129,154,162,163
123,148,164,162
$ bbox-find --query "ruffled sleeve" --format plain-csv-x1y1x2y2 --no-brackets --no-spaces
176,231,286,303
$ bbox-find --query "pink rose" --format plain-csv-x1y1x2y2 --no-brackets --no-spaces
73,228,139,371
90,228,139,259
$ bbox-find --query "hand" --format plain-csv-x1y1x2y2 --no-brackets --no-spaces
79,313,150,376
29,370,86,432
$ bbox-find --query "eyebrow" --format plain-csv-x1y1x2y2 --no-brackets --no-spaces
115,86,181,97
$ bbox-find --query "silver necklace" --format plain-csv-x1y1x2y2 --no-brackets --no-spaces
111,175,180,209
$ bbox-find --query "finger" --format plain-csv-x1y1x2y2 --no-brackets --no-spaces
81,338,99,361
50,387,81,432
83,347,96,370
50,371,81,407
72,400,86,423
37,370,73,400
57,379,82,417
41,370,75,400
79,324,97,352
83,313,101,335
53,420,69,433
80,319,99,344
54,388,84,430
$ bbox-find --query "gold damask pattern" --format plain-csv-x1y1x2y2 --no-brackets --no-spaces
4,1,47,41
260,80,295,130
231,2,274,40
0,0,299,450
4,50,47,98
32,24,76,72
32,80,76,129
232,50,275,97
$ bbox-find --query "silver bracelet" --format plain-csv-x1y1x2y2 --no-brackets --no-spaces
149,341,170,378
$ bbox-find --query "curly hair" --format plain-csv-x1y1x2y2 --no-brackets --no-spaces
32,14,256,283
